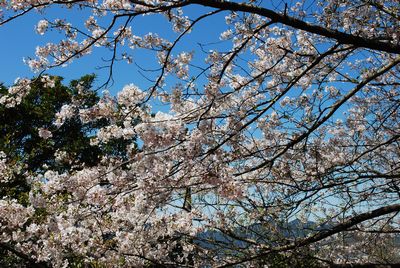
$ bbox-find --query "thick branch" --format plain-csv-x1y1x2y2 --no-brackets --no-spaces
218,203,400,267
292,204,400,248
190,0,400,54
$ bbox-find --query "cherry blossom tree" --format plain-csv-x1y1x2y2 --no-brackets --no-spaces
0,0,400,267
0,74,138,266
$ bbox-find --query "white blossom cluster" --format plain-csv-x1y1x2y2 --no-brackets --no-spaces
0,78,32,108
54,104,76,127
0,0,399,267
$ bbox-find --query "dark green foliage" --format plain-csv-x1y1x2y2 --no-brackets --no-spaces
0,249,26,268
0,74,138,267
0,74,135,197
0,75,103,202
1,75,98,168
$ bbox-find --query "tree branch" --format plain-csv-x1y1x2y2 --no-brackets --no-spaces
190,0,400,54
218,203,400,267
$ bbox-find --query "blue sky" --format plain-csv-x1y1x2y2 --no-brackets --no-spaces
0,1,351,118
0,5,229,97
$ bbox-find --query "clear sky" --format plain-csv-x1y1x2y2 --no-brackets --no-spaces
0,5,229,97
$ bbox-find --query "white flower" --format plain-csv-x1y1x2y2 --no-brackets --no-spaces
54,104,75,127
36,20,48,35
280,96,291,107
91,28,105,39
117,84,145,107
40,75,55,88
220,29,233,40
38,128,53,139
